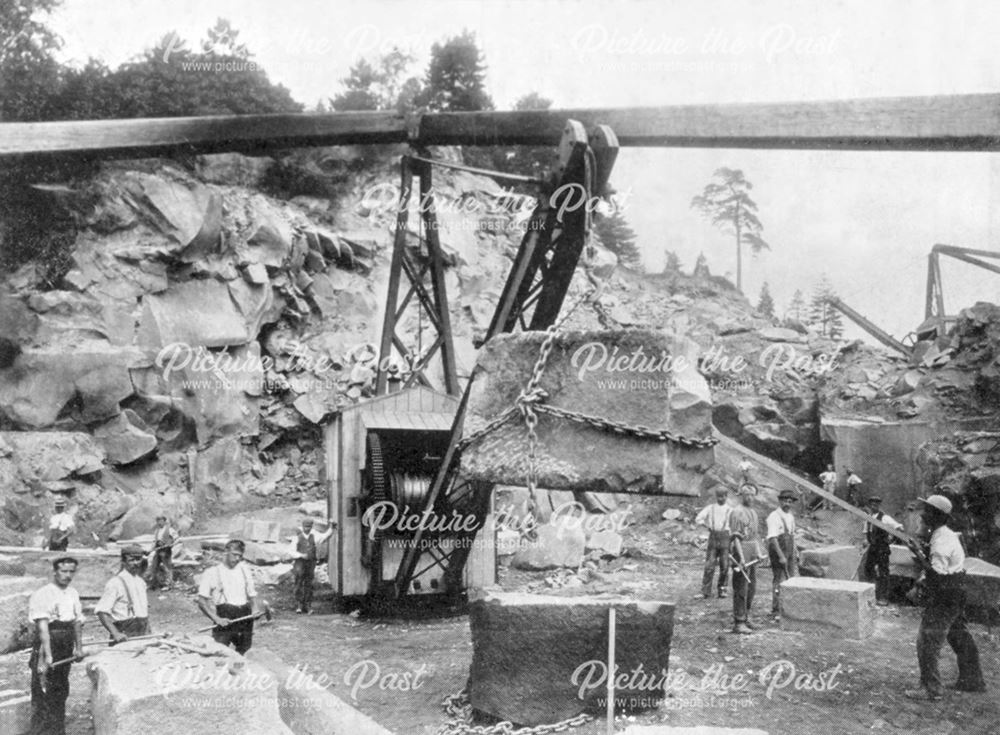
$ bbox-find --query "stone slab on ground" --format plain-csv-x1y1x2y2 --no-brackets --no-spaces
461,330,714,496
468,591,674,726
888,544,920,579
963,557,1000,608
88,636,293,735
798,545,861,580
249,649,394,735
0,577,45,653
780,577,875,640
621,728,768,735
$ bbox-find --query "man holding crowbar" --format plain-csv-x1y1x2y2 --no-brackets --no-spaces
197,539,270,654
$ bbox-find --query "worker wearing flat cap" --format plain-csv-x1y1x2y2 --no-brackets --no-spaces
197,539,260,654
95,544,150,642
43,497,74,551
765,489,799,619
862,495,903,606
904,495,985,701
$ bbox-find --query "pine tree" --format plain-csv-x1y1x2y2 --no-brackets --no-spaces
786,289,806,322
757,282,775,318
419,30,493,112
693,252,710,278
593,210,643,271
663,249,682,273
807,277,845,338
330,48,419,112
690,168,770,292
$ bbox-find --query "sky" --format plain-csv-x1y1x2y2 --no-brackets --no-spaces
45,0,1000,340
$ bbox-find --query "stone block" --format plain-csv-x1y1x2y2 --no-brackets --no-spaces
242,519,282,544
780,577,875,640
249,649,393,735
888,544,920,579
586,530,624,557
461,331,714,496
88,637,293,735
0,576,46,653
468,591,674,726
510,522,584,571
798,545,861,580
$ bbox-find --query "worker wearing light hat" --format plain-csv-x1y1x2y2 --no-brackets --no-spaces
904,494,985,701
766,489,799,619
43,497,74,552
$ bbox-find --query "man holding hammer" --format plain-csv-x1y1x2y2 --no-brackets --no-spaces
27,557,84,735
197,539,262,654
728,485,763,635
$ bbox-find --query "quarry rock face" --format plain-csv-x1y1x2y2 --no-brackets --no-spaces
461,330,714,496
468,592,674,725
0,576,46,653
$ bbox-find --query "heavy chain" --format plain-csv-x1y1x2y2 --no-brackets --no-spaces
437,689,593,735
532,403,717,449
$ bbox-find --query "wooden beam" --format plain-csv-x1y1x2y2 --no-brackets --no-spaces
3,93,1000,159
0,111,409,159
418,93,1000,151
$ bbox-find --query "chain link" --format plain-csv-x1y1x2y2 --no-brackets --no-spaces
437,689,593,735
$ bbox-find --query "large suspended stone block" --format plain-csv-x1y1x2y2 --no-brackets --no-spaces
468,591,674,726
780,577,875,640
461,331,713,496
88,637,293,735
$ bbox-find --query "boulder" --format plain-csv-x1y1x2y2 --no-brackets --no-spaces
93,411,157,465
468,592,674,725
242,541,292,565
798,545,861,580
0,431,104,488
138,279,250,349
510,522,585,571
87,637,293,735
779,577,876,639
246,200,294,269
0,576,46,653
461,331,714,495
123,171,222,262
585,530,624,557
758,327,805,343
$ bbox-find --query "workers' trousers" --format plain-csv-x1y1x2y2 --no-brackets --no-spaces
917,581,984,696
29,621,74,735
863,546,891,602
731,562,756,624
701,530,730,597
293,558,317,611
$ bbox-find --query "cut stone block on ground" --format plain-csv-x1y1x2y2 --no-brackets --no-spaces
798,545,861,580
468,591,674,726
461,330,714,495
88,636,293,734
780,577,875,640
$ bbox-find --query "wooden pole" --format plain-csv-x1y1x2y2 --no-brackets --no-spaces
606,607,616,735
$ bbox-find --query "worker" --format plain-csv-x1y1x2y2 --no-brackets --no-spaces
147,515,177,591
695,486,731,599
288,517,335,614
818,464,837,510
845,468,863,506
738,458,755,488
43,497,74,551
27,557,84,735
95,545,150,641
197,539,260,654
904,495,985,701
728,485,762,634
766,489,799,619
862,495,903,606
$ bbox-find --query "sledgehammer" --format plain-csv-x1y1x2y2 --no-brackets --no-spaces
197,601,273,632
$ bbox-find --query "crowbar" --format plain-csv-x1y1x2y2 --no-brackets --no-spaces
48,632,171,668
197,602,273,632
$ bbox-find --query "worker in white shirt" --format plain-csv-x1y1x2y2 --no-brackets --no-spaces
862,495,903,606
817,464,837,510
766,489,798,619
904,495,984,701
197,539,260,654
845,468,863,506
27,556,85,735
738,458,755,488
95,545,150,642
147,515,177,591
43,497,74,551
289,517,335,614
696,487,731,599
